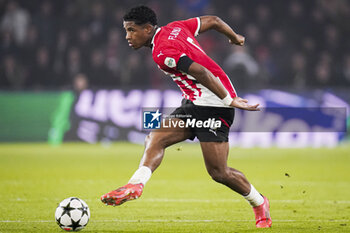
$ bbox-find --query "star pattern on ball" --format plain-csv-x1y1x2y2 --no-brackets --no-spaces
68,218,81,231
78,206,89,217
61,202,76,217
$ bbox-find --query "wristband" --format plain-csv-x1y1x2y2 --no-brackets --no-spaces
222,94,233,106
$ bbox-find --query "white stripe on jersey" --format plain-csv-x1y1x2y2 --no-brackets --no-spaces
151,28,162,53
194,17,201,37
173,76,201,100
219,74,238,97
172,77,190,99
171,70,235,107
184,74,196,80
184,76,201,98
187,37,206,55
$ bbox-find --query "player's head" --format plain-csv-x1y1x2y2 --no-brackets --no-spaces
123,6,158,49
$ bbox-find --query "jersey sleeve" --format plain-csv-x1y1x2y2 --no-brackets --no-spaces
154,48,187,72
179,17,201,37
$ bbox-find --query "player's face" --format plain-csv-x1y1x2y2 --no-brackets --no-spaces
123,21,152,49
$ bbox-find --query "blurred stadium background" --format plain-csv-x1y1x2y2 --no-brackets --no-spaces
0,0,349,146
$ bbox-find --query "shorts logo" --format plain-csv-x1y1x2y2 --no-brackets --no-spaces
143,109,162,129
209,128,218,136
164,57,176,68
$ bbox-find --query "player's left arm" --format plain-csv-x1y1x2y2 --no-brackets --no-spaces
198,16,245,46
183,61,259,111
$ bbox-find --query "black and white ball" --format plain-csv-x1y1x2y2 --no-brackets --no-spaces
55,197,90,231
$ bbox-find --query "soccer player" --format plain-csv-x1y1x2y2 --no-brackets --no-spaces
101,6,272,228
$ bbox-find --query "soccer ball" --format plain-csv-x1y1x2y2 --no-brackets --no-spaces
55,197,90,231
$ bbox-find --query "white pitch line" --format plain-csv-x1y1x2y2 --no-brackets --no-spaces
0,219,349,223
93,219,350,223
141,198,350,204
6,198,350,204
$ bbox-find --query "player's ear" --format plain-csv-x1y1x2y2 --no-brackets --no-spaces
144,24,154,34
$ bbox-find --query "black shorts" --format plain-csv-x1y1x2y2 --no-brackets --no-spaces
170,99,235,142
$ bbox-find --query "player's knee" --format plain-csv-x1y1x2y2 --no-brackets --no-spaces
145,133,168,150
144,134,151,146
208,168,229,184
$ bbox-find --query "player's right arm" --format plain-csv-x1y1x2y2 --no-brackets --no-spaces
198,16,245,46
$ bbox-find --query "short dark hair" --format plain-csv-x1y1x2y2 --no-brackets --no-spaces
123,6,157,26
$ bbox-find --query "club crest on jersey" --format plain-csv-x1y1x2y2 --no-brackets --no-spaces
164,57,176,68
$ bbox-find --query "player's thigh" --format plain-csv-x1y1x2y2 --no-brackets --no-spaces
147,118,193,148
200,141,229,171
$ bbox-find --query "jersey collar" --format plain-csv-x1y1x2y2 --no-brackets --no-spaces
151,27,161,50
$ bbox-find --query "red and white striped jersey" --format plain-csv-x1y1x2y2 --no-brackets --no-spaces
151,17,237,107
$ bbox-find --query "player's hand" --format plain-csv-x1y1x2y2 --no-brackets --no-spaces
230,97,260,111
229,34,245,46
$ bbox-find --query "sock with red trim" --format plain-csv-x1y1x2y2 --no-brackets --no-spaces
243,184,264,207
128,166,152,186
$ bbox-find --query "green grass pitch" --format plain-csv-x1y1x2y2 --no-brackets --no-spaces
0,143,349,232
